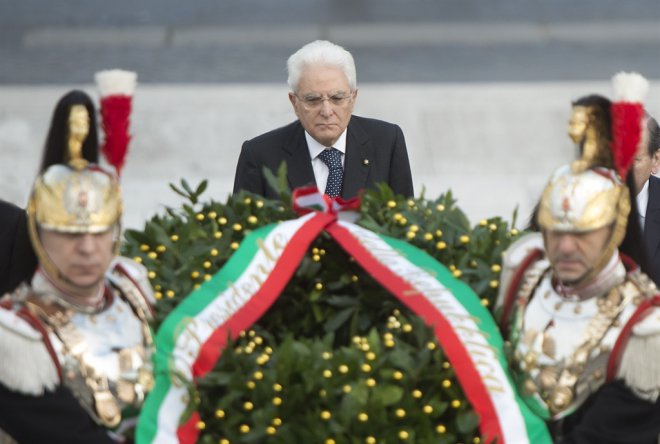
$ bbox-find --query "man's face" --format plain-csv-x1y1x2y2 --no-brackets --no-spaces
545,225,612,285
40,228,114,296
632,142,660,195
289,65,356,147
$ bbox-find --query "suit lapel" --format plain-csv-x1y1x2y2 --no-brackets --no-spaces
282,122,316,191
342,118,373,199
645,176,660,260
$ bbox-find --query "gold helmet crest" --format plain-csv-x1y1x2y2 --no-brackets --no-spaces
537,165,630,253
536,72,648,284
27,102,123,281
28,104,122,234
28,163,122,234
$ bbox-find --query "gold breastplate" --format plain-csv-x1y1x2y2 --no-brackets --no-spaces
508,264,652,419
24,283,153,428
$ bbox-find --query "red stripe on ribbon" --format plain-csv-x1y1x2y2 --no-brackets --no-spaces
191,212,335,376
177,411,201,443
326,222,505,443
292,186,361,216
292,186,329,215
177,212,335,443
170,196,508,443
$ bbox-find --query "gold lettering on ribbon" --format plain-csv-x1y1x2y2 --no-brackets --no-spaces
256,237,279,262
169,317,203,386
481,372,507,393
167,227,291,387
349,225,508,396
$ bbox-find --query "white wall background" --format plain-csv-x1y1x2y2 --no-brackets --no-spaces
1,81,658,230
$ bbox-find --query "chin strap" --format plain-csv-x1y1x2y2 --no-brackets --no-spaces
26,205,64,285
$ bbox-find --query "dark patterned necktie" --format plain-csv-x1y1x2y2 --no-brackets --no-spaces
318,148,343,197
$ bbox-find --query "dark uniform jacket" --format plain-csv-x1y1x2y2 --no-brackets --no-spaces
0,200,37,295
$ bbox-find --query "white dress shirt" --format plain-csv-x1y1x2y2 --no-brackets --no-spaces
305,130,347,194
637,179,650,231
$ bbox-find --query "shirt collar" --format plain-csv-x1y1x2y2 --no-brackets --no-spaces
552,249,626,301
305,130,348,160
636,178,650,215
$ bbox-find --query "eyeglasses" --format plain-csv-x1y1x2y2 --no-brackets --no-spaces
295,92,354,110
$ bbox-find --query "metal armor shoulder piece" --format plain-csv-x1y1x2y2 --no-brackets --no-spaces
108,256,155,304
496,232,545,309
0,305,59,395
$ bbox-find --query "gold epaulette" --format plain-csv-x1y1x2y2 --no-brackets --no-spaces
0,291,59,396
616,270,660,402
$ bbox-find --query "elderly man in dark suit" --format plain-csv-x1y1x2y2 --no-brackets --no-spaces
633,114,660,285
233,40,413,200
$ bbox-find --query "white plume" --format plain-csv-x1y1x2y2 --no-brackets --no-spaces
612,71,649,102
95,69,138,97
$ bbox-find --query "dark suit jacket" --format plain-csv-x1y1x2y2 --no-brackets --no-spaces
233,115,414,200
558,379,660,444
644,175,660,286
0,200,37,295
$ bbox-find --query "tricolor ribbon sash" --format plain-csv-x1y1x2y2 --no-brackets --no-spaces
137,188,550,444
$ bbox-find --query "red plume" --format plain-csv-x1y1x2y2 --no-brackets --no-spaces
95,69,137,176
610,72,649,179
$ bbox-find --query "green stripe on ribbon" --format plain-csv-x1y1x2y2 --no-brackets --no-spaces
137,223,278,443
379,234,552,443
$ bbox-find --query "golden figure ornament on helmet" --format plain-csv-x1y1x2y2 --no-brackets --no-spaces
567,103,612,173
28,105,122,234
27,104,123,282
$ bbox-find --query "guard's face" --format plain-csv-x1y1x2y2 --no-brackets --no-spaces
40,228,114,295
289,65,356,147
545,225,612,285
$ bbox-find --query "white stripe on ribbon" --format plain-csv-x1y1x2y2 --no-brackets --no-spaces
338,221,531,444
149,212,316,443
295,191,328,210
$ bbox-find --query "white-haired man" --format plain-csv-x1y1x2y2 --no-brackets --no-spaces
233,40,413,200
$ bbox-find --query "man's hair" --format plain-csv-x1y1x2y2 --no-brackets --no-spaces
645,114,660,156
286,40,357,93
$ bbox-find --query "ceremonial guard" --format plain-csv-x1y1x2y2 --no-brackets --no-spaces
0,90,100,296
0,74,153,443
497,73,660,443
